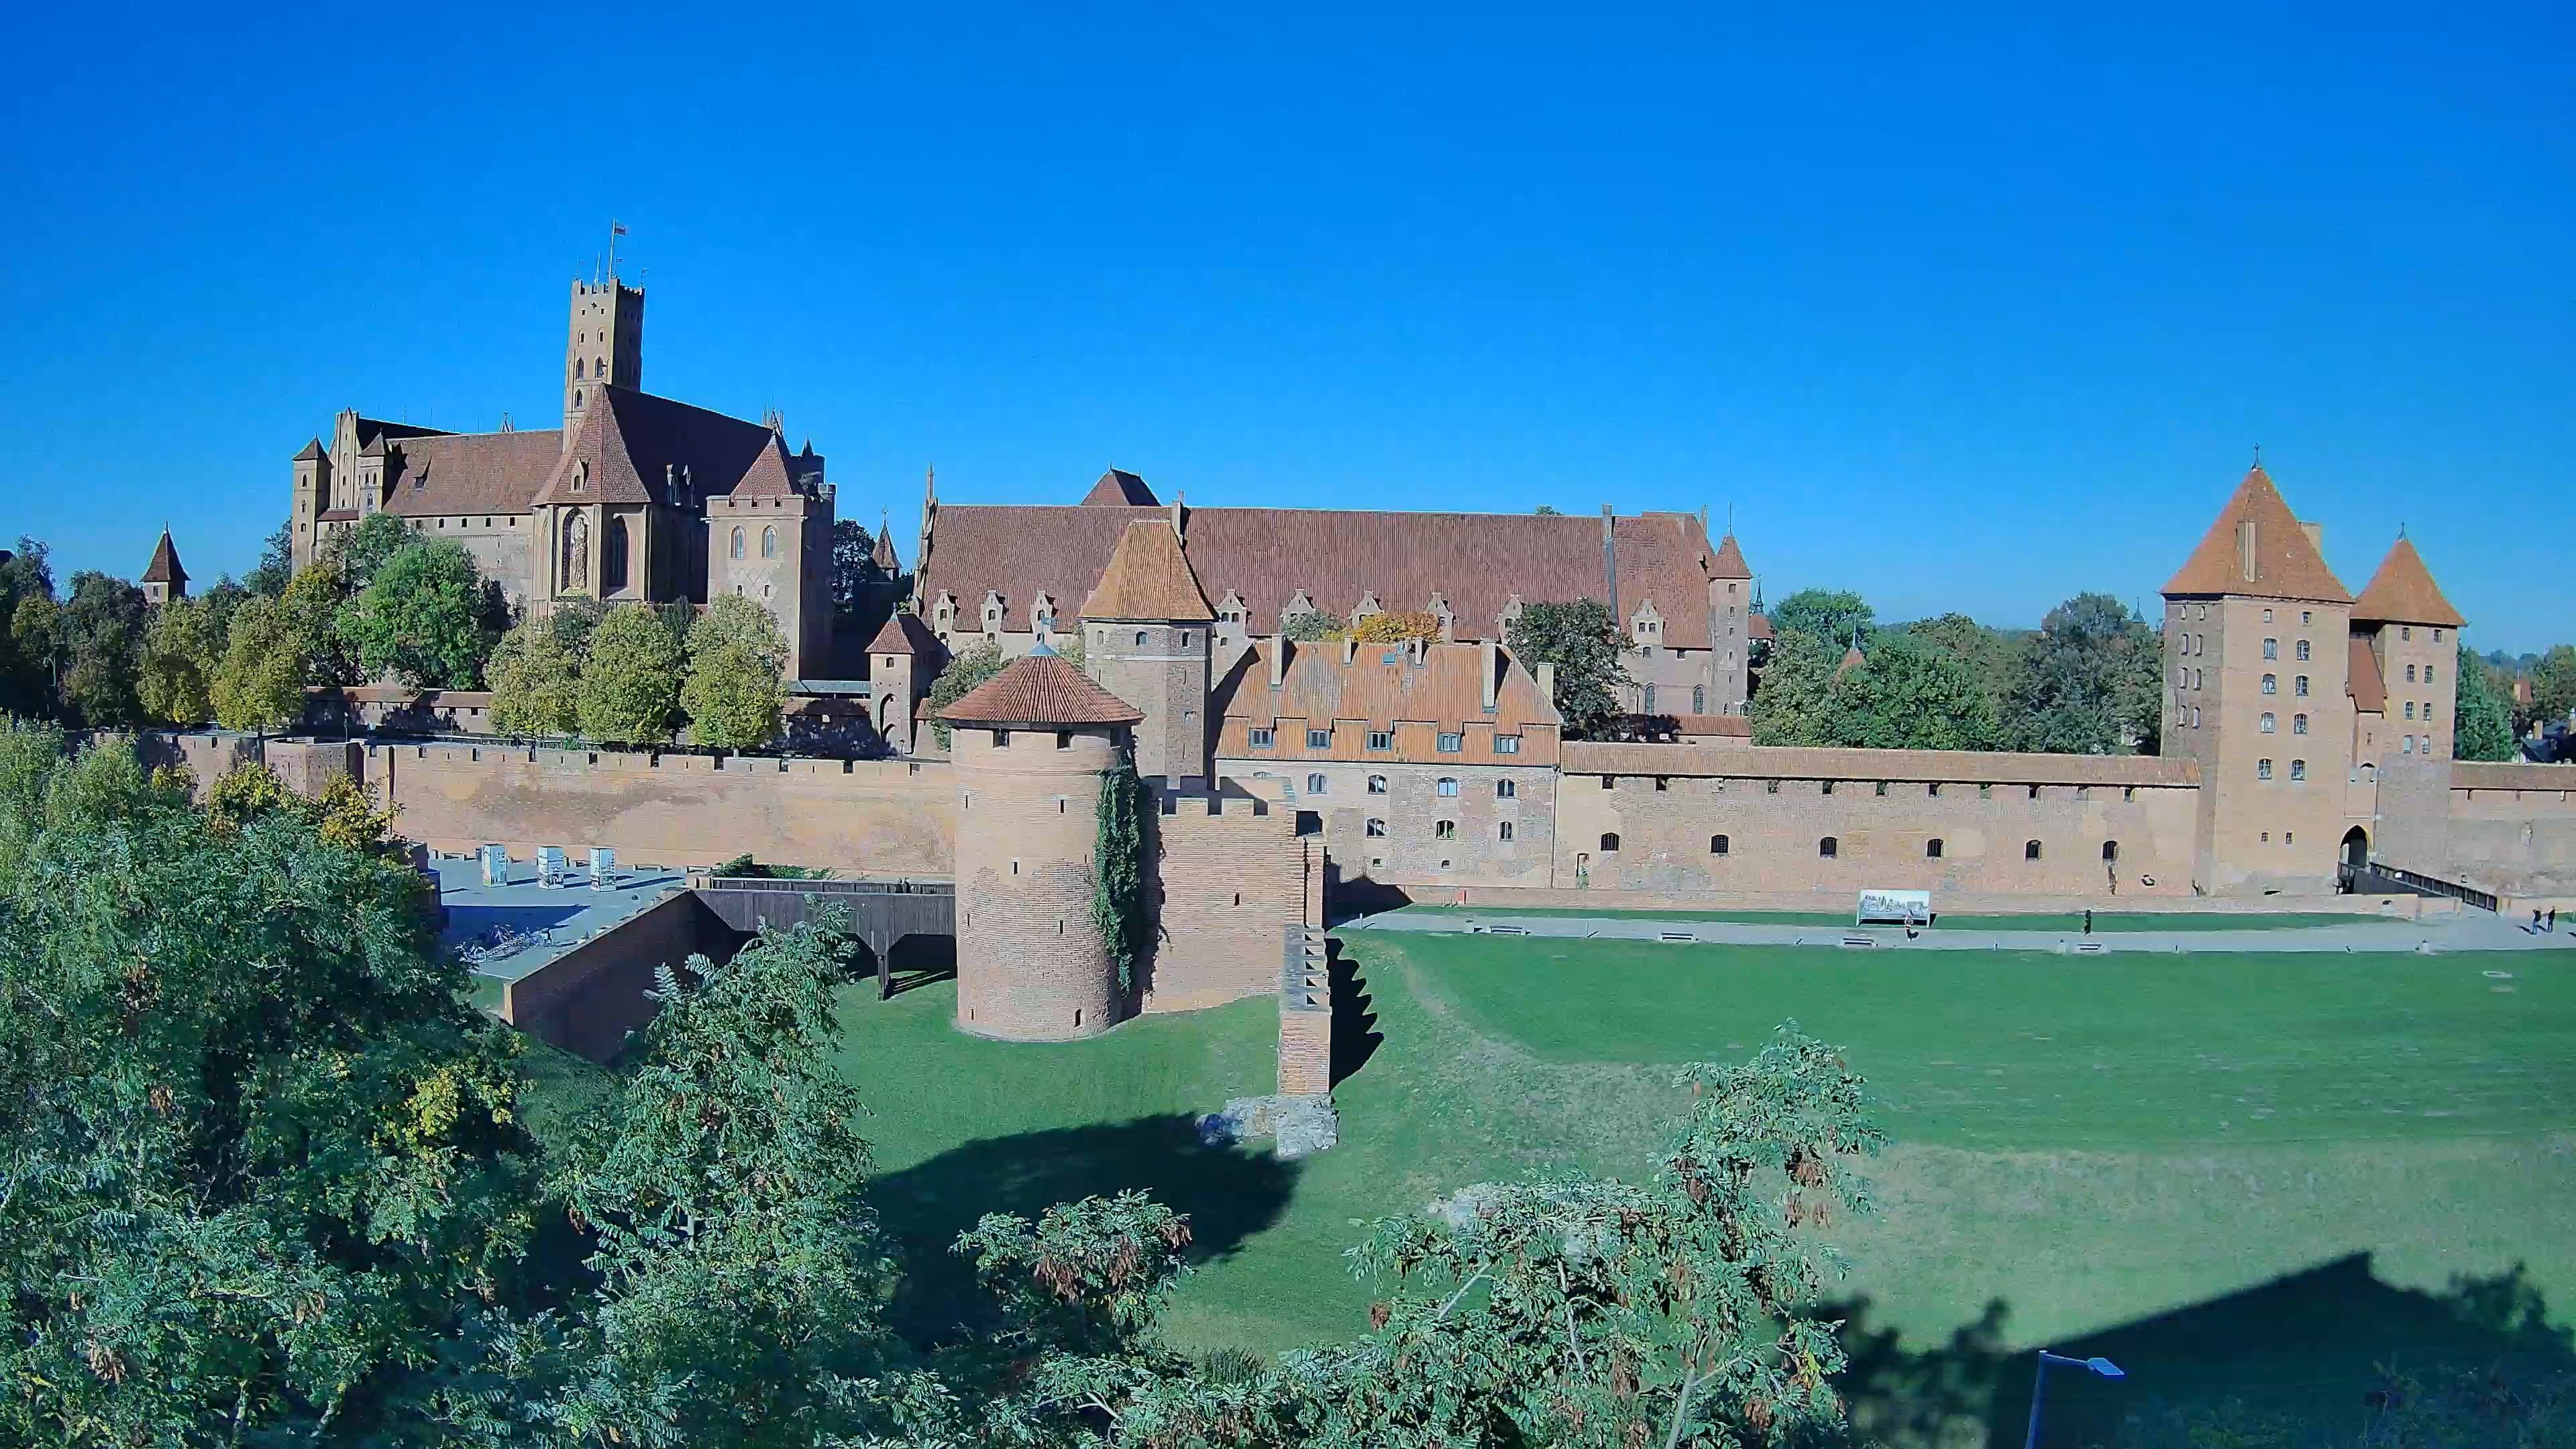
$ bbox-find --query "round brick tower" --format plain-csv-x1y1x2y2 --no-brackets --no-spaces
936,641,1147,1041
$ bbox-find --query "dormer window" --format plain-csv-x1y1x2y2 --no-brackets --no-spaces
572,460,588,494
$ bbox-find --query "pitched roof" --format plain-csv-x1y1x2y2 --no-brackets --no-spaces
140,530,185,586
2347,637,2386,714
1080,521,1216,622
1081,469,1160,506
924,503,1723,641
866,612,942,655
936,651,1144,727
1212,638,1561,731
1562,741,2201,787
292,438,326,463
1674,713,1750,737
1749,612,1773,641
2162,466,2351,603
378,428,567,517
870,520,900,573
1709,533,1752,580
2350,536,2465,627
526,386,792,510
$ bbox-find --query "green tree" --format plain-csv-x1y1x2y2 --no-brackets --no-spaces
682,593,790,749
9,594,62,718
54,572,150,728
243,521,294,598
1279,608,1337,643
0,538,56,716
136,594,220,725
213,595,308,735
1748,629,1843,746
279,553,359,686
325,511,419,593
486,620,584,737
1350,610,1442,645
0,729,541,1446
830,517,886,611
1832,631,2002,750
925,638,1006,749
2531,644,2576,731
337,539,504,688
1534,504,1564,515
1505,598,1631,740
2000,592,2163,754
2455,642,2520,761
577,604,684,746
1768,588,1875,649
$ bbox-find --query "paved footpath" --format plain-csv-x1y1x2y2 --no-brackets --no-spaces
1342,909,2576,955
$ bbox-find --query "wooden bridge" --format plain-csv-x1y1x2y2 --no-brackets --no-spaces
688,875,956,998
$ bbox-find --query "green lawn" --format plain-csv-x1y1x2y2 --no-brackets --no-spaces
828,935,2576,1444
1389,904,2373,932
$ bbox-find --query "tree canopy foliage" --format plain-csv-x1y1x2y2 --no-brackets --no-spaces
338,539,506,689
486,620,584,738
577,605,684,747
1506,599,1630,740
682,593,790,749
925,638,1006,749
2454,643,2520,761
1998,592,2163,755
1767,590,1875,651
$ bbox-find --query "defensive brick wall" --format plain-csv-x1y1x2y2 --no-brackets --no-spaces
504,890,731,1061
1554,743,2202,898
366,743,955,874
1146,784,1321,1014
2447,762,2576,903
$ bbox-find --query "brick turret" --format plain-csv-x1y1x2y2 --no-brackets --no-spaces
938,641,1146,1041
1079,517,1216,786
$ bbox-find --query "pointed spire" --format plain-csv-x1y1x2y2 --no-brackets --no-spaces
2352,534,2465,627
1080,519,1214,623
2162,464,2350,603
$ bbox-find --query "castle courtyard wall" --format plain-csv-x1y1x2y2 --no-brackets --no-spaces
1221,756,1557,890
366,743,955,874
2445,763,2576,904
1552,743,2202,900
1146,787,1320,1013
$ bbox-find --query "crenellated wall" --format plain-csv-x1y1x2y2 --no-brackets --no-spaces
1552,744,2202,899
1146,782,1323,1013
368,743,955,873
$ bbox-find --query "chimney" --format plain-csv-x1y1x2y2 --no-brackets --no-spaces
1480,637,1499,710
1537,661,1557,704
2237,519,2258,583
1171,492,1185,541
1269,633,1286,689
2300,519,2324,555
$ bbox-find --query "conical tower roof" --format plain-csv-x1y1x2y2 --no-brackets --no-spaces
1709,532,1752,580
936,649,1145,727
1079,519,1215,623
2350,535,2464,627
140,529,186,587
2161,466,2350,603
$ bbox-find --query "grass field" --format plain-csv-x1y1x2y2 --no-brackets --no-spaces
831,933,2576,1444
1388,904,2375,932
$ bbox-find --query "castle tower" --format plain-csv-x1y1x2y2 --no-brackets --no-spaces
139,529,187,604
2160,465,2355,894
563,276,643,451
1078,516,1216,786
704,431,836,679
1708,531,1754,713
938,643,1146,1041
865,611,942,754
2351,534,2466,767
288,438,330,574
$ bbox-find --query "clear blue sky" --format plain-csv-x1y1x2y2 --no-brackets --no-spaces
2,5,2566,650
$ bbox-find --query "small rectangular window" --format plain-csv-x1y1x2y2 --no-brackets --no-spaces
1498,820,1515,842
1057,731,1073,750
1367,731,1393,751
993,730,1010,748
1307,729,1332,749
1437,733,1463,753
1248,727,1275,748
1434,820,1456,840
1494,734,1521,754
1497,779,1517,799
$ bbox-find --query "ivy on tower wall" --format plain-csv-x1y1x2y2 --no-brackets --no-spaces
1092,758,1150,993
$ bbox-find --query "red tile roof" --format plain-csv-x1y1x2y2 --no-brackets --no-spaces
1210,638,1561,765
2162,466,2351,603
1673,712,1750,737
1080,521,1216,622
525,386,793,511
937,651,1145,727
1709,533,1752,580
2350,536,2465,627
922,503,1723,643
380,428,567,517
140,529,185,586
1081,469,1160,506
866,612,942,655
2347,637,2386,714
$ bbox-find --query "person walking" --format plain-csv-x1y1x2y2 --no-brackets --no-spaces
2083,908,2094,936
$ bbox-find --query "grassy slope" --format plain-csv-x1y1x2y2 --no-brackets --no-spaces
824,938,2576,1438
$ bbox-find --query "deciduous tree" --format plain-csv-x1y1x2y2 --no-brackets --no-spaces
1506,598,1630,740
212,595,307,735
338,539,504,688
925,639,1006,749
682,593,790,749
2455,642,2520,761
2000,592,2162,755
2531,645,2576,731
56,571,151,728
137,594,220,724
1768,589,1875,649
576,604,684,747
486,620,582,737
1748,629,1843,747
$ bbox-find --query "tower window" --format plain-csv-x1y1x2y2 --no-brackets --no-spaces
2024,839,2043,860
2261,712,2276,733
2293,713,2308,735
1434,820,1456,840
1600,833,1621,852
1497,779,1517,799
2258,758,2273,780
1366,775,1387,794
2263,638,2277,659
1366,818,1387,838
2404,702,2414,720
729,527,745,559
2291,759,2308,782
1135,631,1148,646
761,527,777,559
2296,639,2310,661
2404,663,2416,683
2295,676,2309,697
1499,820,1515,842
2103,841,2120,861
1818,837,1838,859
1436,777,1458,797
2261,674,2277,694
1711,834,1729,855
1926,838,1944,859
1306,773,1326,793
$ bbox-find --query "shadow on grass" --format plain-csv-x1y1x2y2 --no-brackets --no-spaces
1827,1256,2576,1448
1330,941,1383,1087
872,1114,1301,1346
